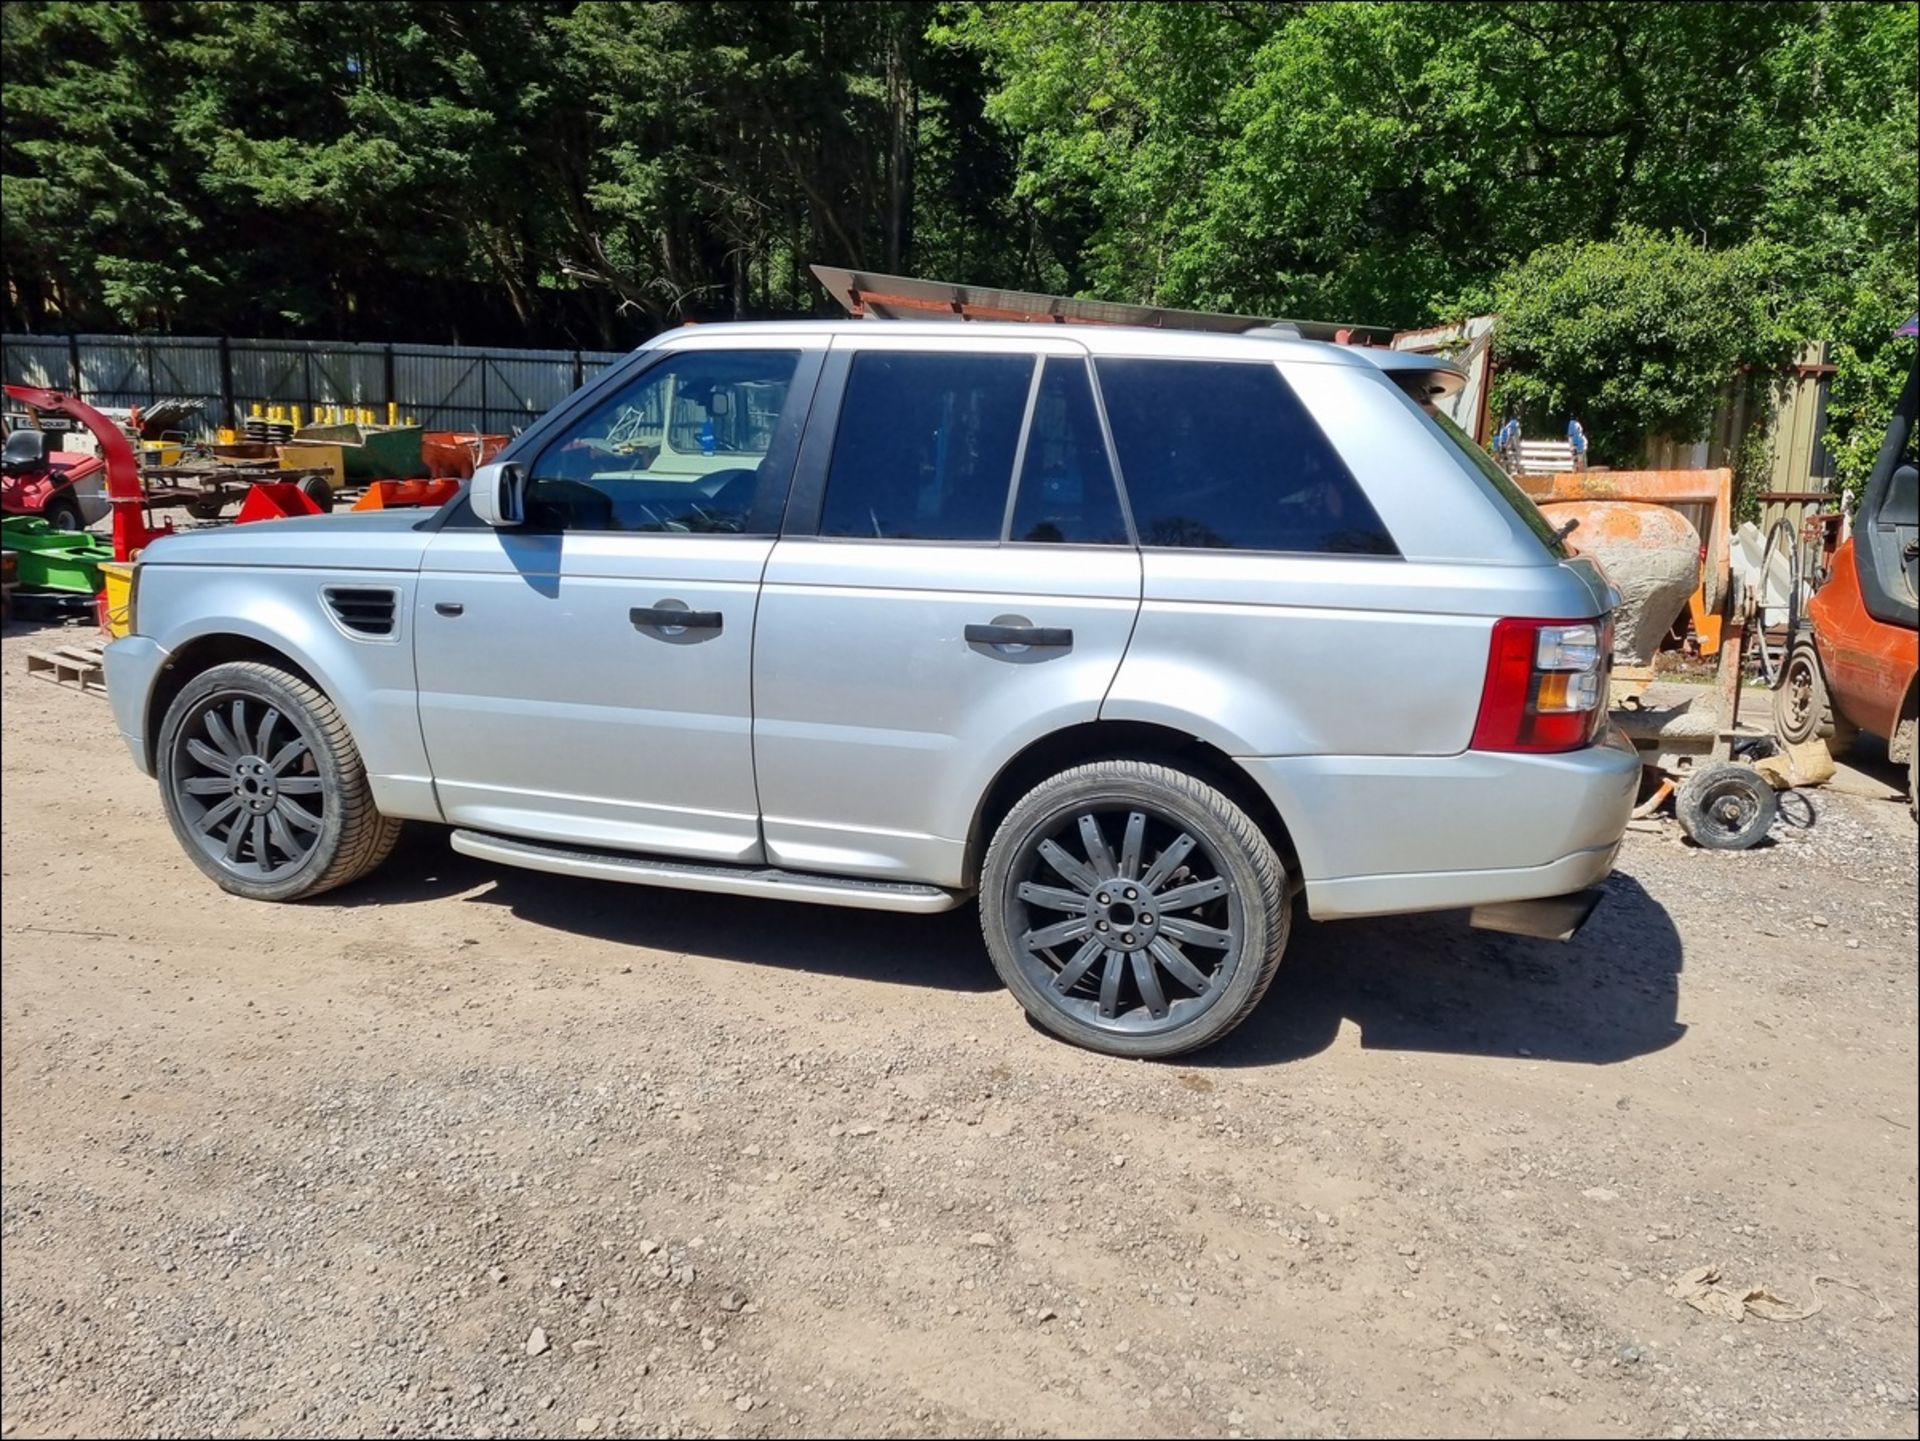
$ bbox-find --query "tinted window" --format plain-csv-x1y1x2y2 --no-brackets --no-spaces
523,350,799,533
821,352,1032,541
1008,358,1129,545
1096,358,1397,555
1430,410,1570,558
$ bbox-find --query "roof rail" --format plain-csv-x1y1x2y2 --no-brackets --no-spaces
809,265,1391,345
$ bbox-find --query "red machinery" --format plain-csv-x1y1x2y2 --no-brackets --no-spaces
1,385,323,562
4,383,169,559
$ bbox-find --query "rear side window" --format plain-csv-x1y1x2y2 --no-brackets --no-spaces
1096,358,1397,555
821,352,1033,541
1008,358,1129,545
1430,410,1570,559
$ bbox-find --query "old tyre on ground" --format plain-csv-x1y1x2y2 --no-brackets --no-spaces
156,660,402,901
40,491,85,531
979,759,1290,1059
1771,640,1857,755
1675,761,1778,850
299,475,336,512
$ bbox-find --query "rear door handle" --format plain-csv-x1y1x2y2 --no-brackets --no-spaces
965,623,1073,648
631,605,723,632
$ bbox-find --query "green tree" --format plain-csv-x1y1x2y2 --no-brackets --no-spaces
1489,229,1786,465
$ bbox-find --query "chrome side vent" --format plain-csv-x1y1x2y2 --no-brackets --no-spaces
323,586,398,638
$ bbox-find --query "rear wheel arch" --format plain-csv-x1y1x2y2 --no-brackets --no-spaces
964,720,1302,891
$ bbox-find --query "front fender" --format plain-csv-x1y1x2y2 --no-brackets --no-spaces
138,565,438,819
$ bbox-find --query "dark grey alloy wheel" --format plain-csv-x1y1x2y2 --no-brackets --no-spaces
157,660,403,901
172,691,326,879
982,760,1290,1058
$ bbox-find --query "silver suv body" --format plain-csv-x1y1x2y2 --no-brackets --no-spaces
104,320,1638,1056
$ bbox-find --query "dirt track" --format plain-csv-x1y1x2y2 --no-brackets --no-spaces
2,621,1916,1440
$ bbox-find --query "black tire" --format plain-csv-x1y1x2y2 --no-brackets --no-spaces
299,475,336,512
1675,762,1778,850
156,660,402,900
186,496,228,521
40,491,85,531
1771,641,1857,755
979,760,1289,1059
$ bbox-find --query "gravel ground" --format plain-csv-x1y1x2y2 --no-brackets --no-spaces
2,621,1916,1440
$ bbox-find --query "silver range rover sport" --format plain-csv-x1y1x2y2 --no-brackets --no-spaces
104,320,1637,1058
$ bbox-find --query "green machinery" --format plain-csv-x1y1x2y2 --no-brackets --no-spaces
1,515,115,594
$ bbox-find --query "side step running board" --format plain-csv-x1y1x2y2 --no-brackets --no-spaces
450,829,968,914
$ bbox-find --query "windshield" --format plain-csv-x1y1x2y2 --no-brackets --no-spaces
1430,410,1570,558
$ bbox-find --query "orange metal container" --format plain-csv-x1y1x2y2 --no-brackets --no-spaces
421,432,508,479
350,478,461,512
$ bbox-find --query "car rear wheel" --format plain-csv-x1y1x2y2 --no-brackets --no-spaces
157,660,402,901
980,760,1289,1059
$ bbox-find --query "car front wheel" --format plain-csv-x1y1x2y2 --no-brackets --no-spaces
156,660,402,901
980,759,1290,1059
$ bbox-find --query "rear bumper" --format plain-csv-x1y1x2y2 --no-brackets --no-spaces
102,634,169,776
1242,725,1641,920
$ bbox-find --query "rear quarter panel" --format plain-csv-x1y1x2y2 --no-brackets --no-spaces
1102,551,1615,759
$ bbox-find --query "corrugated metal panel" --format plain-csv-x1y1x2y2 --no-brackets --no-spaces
4,334,636,434
0,336,75,391
395,345,631,435
76,335,224,411
231,340,387,422
1767,341,1831,494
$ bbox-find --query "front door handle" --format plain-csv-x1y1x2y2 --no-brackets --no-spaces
434,601,465,617
965,623,1073,648
631,605,723,633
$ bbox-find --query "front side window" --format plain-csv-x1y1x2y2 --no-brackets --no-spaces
820,352,1033,541
523,350,800,533
1096,358,1397,555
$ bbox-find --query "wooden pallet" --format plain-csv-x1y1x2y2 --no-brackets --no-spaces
25,641,108,695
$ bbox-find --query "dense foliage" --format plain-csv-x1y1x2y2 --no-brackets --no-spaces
3,1,1915,480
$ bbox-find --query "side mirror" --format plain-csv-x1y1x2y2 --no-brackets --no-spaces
469,460,526,527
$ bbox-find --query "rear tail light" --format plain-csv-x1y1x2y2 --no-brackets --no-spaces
1471,616,1611,753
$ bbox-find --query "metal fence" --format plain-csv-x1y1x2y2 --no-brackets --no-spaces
2,333,630,436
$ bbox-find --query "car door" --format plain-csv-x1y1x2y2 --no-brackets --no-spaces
414,341,823,861
752,336,1143,888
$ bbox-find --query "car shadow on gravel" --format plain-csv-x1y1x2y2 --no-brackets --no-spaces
347,828,1002,992
335,832,1684,1056
1193,871,1686,1069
